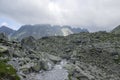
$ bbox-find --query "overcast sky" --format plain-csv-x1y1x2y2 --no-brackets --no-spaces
0,0,120,31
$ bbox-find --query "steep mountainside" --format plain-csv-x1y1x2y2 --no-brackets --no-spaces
0,26,15,35
11,24,88,40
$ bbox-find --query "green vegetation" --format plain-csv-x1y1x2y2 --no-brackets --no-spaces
0,53,3,57
68,74,72,80
0,50,20,80
0,60,20,80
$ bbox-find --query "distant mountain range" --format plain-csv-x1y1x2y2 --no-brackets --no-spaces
0,24,88,40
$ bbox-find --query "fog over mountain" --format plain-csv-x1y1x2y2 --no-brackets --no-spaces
0,0,120,31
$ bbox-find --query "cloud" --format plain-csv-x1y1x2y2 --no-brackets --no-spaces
0,0,120,31
0,22,8,26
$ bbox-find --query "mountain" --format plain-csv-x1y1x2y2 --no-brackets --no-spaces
0,26,15,35
11,24,88,40
11,24,63,40
111,25,120,34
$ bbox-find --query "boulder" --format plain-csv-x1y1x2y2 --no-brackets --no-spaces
0,46,8,53
21,68,30,74
40,60,49,70
63,63,75,73
13,50,22,58
0,33,8,41
47,54,61,63
64,63,90,80
28,54,39,59
31,63,41,72
21,36,36,49
31,60,51,72
73,72,89,80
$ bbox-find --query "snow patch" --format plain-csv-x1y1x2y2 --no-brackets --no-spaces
61,28,73,36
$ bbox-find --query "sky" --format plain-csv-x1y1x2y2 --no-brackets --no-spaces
0,0,120,32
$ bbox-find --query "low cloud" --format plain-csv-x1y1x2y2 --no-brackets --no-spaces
0,0,120,31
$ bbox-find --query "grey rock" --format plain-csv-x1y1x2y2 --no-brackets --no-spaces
40,60,50,71
0,33,8,41
32,63,41,72
21,36,37,49
47,54,61,63
21,68,30,74
0,46,8,53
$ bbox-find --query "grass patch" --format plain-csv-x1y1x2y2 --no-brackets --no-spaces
0,60,20,80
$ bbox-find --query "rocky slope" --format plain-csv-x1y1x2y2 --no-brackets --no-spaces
21,31,120,80
0,30,120,80
0,33,68,80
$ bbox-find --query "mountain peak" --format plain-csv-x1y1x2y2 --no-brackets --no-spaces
1,25,8,28
0,25,13,30
0,26,15,35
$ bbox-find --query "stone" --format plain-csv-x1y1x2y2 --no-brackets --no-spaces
13,51,22,58
32,63,41,72
28,54,38,59
73,72,89,80
0,46,8,53
0,33,8,41
31,60,51,72
21,68,30,74
21,36,36,49
63,63,75,73
47,54,61,63
40,60,49,70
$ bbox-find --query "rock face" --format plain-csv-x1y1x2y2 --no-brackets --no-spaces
11,24,63,40
1,30,120,80
11,24,88,40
